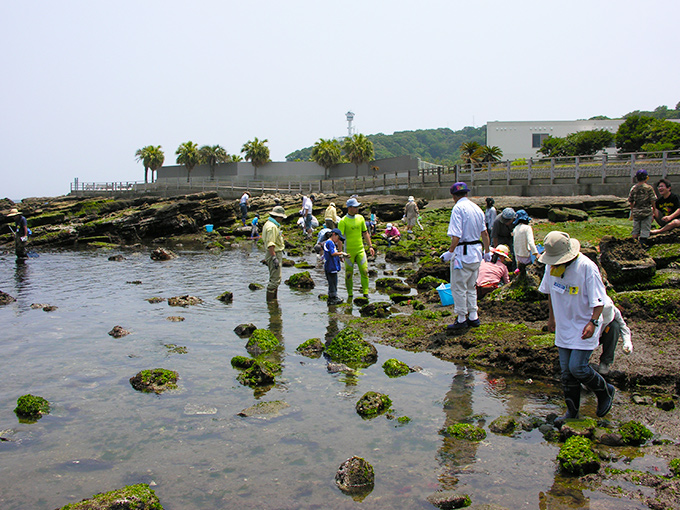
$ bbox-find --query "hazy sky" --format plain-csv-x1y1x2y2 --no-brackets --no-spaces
2,0,679,201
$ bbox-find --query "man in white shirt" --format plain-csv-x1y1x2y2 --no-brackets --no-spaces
538,231,615,421
443,182,491,331
300,194,314,239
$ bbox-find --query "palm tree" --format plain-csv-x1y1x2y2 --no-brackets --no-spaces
175,141,200,183
241,137,271,179
460,141,483,168
199,144,228,181
311,138,342,179
479,145,503,163
230,154,243,162
342,133,374,179
135,145,165,183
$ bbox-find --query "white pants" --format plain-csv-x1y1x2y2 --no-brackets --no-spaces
451,260,480,319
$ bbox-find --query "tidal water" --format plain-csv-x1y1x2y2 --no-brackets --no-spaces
0,244,651,509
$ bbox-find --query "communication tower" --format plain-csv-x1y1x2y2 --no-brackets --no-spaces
346,111,355,137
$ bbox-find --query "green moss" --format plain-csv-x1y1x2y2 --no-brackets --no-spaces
325,328,377,367
286,271,315,289
417,275,447,290
397,416,411,424
382,358,410,377
14,394,50,420
527,333,555,348
444,423,487,441
245,329,281,356
557,436,600,476
230,356,255,369
140,369,177,387
217,291,233,303
237,360,281,387
163,344,187,354
58,483,163,510
619,420,654,446
670,458,680,477
355,391,392,418
473,322,529,341
613,289,680,320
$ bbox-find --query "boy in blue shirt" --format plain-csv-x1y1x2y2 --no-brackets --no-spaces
324,228,346,305
250,214,260,239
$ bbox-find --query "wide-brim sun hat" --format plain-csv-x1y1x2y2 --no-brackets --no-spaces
539,231,580,265
7,208,20,217
270,206,287,218
491,245,512,260
346,198,361,207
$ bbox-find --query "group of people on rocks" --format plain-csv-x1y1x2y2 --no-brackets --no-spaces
628,169,680,246
442,181,632,424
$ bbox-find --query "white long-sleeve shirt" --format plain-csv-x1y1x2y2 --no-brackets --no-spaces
513,223,538,259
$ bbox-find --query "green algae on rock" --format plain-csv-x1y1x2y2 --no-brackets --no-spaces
335,456,375,498
230,356,255,369
382,358,410,378
216,290,233,303
619,420,654,446
57,483,163,510
325,328,378,368
14,394,50,422
296,338,325,358
443,423,487,441
245,329,282,356
285,271,315,289
236,360,280,387
557,436,600,476
355,391,392,418
129,368,178,394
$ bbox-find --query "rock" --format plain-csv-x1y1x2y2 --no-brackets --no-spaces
245,329,281,356
385,249,416,262
282,258,295,267
167,295,202,307
382,358,410,377
648,242,680,269
406,260,449,285
217,291,233,303
248,282,263,290
599,236,656,286
489,416,519,435
389,293,411,303
238,400,290,418
296,338,325,358
129,368,178,394
557,436,600,475
559,417,597,440
146,297,165,303
619,420,653,445
327,362,355,374
443,423,487,441
548,207,589,222
14,394,50,422
655,396,676,411
285,271,315,289
234,323,257,337
108,325,130,338
355,391,392,418
107,254,125,261
55,483,161,510
359,302,391,318
353,296,369,306
417,275,448,291
632,393,654,405
150,247,178,260
592,428,624,446
426,491,472,509
166,316,185,322
237,360,278,387
335,456,375,496
230,356,255,369
0,291,16,305
375,277,411,293
42,305,57,312
325,328,378,368
126,280,142,284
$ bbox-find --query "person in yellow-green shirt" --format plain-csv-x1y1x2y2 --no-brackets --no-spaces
338,197,375,299
262,206,287,301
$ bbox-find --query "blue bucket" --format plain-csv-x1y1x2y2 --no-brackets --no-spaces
205,224,214,233
436,283,454,306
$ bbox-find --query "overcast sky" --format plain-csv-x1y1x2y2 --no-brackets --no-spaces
2,0,679,201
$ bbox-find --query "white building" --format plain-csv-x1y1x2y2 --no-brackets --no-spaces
486,119,624,160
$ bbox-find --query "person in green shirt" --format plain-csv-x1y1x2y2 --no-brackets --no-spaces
338,197,375,299
262,206,287,300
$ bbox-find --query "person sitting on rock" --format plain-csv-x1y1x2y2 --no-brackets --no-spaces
382,223,401,247
651,178,680,235
595,295,633,375
476,244,512,297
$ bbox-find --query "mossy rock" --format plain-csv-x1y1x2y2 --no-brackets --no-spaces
282,258,295,267
14,394,50,422
397,267,416,277
559,418,598,441
443,422,487,441
353,296,369,306
375,277,411,293
548,207,589,222
385,249,416,262
619,420,654,446
613,288,680,321
230,356,255,369
249,282,264,291
389,293,411,303
557,436,600,476
294,261,315,269
335,456,375,497
325,328,378,368
670,458,680,477
237,360,280,387
57,483,163,510
217,291,233,303
245,328,281,356
355,391,392,418
648,242,680,269
167,295,202,307
489,415,519,435
359,302,391,318
382,358,410,377
129,368,178,394
655,395,676,411
0,290,17,305
417,275,447,291
234,323,257,337
489,272,544,303
296,338,325,358
616,269,680,291
599,236,656,285
285,271,315,289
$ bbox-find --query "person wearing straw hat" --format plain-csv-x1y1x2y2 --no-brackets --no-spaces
443,182,491,331
7,208,29,260
538,231,615,421
476,244,512,297
404,196,419,234
262,206,287,301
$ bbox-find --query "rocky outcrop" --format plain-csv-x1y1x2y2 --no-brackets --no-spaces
599,236,656,286
335,456,375,497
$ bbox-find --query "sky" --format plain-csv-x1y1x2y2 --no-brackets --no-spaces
2,0,679,201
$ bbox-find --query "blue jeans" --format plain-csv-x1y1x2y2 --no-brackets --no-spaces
558,347,597,387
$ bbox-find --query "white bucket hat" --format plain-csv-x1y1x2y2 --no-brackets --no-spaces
539,231,580,265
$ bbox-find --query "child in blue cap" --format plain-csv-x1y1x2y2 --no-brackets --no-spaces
324,228,346,305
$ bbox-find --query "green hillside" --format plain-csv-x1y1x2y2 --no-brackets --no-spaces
285,126,486,165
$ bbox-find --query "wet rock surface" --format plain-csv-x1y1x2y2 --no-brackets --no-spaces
0,290,16,305
108,325,130,338
335,456,375,496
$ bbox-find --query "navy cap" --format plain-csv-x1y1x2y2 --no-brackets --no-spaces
330,228,345,241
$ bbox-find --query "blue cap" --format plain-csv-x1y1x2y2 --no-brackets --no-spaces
330,228,345,241
635,168,648,180
346,198,361,207
513,209,531,225
450,182,470,194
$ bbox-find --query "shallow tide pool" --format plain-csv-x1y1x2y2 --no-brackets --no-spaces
0,245,651,509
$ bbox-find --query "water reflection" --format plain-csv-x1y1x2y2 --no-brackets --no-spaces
539,479,590,509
